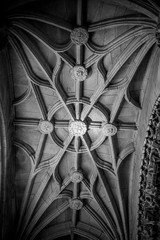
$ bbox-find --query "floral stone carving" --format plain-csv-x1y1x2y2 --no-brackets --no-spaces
70,65,88,82
156,24,160,47
70,27,89,45
102,123,117,136
70,170,83,183
69,198,83,210
39,120,54,134
138,96,160,240
68,120,87,136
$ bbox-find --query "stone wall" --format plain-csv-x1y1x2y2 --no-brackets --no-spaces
130,47,160,240
0,47,14,240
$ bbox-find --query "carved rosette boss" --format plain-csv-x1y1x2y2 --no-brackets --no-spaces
70,27,89,45
39,120,54,134
68,120,87,136
70,65,88,82
69,198,83,210
102,123,117,136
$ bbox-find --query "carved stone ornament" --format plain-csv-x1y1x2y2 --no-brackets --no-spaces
138,96,160,240
70,170,83,183
102,123,117,136
70,65,88,82
39,120,54,134
69,198,83,210
70,27,89,45
68,120,87,136
156,24,160,47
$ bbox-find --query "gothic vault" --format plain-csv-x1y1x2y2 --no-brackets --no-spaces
1,0,160,240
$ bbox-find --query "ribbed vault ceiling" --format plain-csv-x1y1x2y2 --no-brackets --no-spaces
1,0,160,240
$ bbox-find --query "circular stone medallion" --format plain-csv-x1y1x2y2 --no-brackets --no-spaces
102,123,117,136
70,27,89,45
69,121,87,136
69,198,83,210
70,65,88,82
39,120,54,134
70,171,83,183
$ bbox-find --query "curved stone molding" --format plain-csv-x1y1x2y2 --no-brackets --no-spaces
70,65,88,82
102,123,117,136
68,120,87,136
14,139,35,165
69,198,83,210
13,87,32,106
38,120,54,134
70,27,89,45
138,95,160,240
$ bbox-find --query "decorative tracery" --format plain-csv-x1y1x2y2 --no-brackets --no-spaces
138,96,160,240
